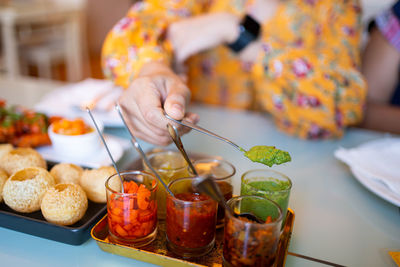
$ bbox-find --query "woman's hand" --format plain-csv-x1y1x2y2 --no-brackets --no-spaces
119,61,199,146
168,12,239,63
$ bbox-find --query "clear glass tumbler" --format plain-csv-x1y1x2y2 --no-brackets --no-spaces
191,158,236,227
223,196,283,267
241,169,292,223
106,171,158,247
166,177,217,258
144,150,189,219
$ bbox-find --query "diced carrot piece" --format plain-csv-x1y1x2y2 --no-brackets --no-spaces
115,224,129,237
111,207,123,216
138,198,149,210
137,184,151,210
265,216,272,223
123,223,134,231
127,198,135,210
131,227,144,237
109,211,123,224
114,199,125,209
141,221,150,235
129,181,139,193
123,181,131,191
138,209,155,222
129,209,139,222
137,184,151,198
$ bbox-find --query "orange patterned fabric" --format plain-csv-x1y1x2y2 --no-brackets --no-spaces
102,0,366,139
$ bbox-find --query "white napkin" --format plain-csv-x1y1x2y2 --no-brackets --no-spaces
35,78,123,126
334,137,400,196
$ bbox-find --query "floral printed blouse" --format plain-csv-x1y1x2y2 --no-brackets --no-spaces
102,0,366,139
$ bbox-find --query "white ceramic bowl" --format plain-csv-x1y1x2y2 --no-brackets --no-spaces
48,118,103,159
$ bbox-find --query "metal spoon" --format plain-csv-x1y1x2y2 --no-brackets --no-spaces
164,111,243,152
163,111,291,167
166,123,198,176
86,107,124,193
193,176,264,224
115,103,174,197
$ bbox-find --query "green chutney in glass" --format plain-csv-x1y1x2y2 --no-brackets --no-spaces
241,172,292,223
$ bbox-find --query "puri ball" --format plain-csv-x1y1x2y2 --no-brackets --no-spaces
0,168,8,202
79,166,116,203
41,183,88,226
50,163,83,184
0,144,13,159
2,167,55,213
0,147,47,176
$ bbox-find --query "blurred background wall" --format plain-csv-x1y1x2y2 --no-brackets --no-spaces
86,0,132,79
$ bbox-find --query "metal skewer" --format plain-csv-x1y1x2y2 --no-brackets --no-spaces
115,103,174,197
163,111,243,152
86,107,124,193
166,123,198,176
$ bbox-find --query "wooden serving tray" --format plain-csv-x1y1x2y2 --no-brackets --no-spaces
90,208,295,267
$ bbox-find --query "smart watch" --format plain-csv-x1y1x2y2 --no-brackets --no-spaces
227,15,261,53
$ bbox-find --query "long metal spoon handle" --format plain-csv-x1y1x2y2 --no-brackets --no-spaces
164,112,243,152
86,108,124,193
167,123,198,176
193,175,232,213
115,104,174,196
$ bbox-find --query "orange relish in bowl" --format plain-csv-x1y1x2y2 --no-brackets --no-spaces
52,118,93,135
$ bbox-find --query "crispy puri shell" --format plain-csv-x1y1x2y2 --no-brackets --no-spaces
0,144,13,160
79,166,116,203
0,168,8,202
2,167,55,213
0,147,47,176
50,163,83,185
41,183,88,225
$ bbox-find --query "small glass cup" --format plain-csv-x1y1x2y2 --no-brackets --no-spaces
240,169,292,223
106,171,158,247
191,158,236,227
223,196,283,267
166,177,218,258
144,150,189,219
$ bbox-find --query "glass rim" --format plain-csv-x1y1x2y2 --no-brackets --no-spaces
241,169,292,192
191,158,236,180
105,170,158,196
167,176,215,205
225,195,283,225
146,150,188,171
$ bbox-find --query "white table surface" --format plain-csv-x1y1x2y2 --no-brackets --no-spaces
0,104,399,267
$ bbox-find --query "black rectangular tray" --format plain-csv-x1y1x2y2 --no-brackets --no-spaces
0,160,106,245
0,201,106,245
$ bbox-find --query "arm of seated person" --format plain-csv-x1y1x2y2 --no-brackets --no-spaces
362,28,400,104
361,26,400,134
360,103,400,134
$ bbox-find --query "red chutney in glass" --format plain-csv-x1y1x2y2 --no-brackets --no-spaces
107,181,157,240
166,192,217,249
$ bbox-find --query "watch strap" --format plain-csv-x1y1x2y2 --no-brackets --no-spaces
227,15,261,53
